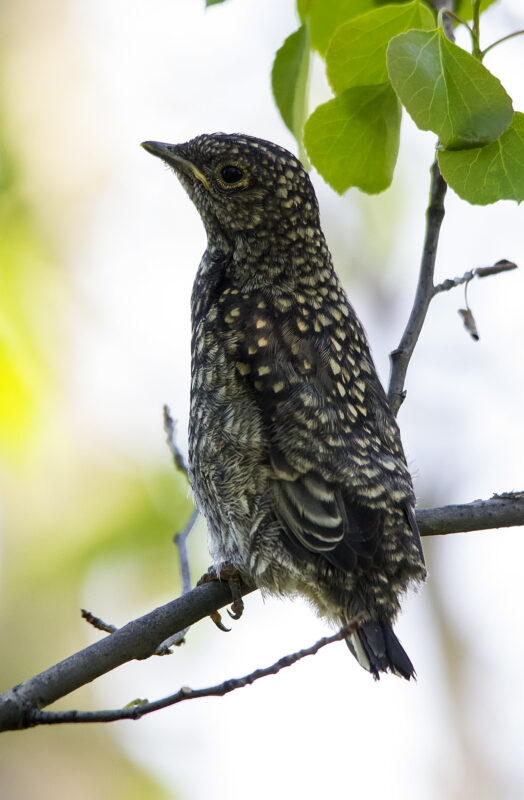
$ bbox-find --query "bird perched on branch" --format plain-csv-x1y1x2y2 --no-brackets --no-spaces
143,133,426,679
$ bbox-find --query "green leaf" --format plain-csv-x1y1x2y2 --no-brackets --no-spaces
271,25,310,151
327,1,435,93
438,111,524,204
455,0,499,20
308,0,375,54
304,82,401,193
205,0,229,6
387,28,513,149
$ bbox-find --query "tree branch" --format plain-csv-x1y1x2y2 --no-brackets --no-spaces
433,259,517,295
1,494,523,733
416,492,524,537
386,167,517,411
28,619,362,726
156,507,199,652
80,506,199,654
163,404,190,477
387,0,455,415
81,408,199,653
0,578,254,733
157,405,199,650
387,159,447,416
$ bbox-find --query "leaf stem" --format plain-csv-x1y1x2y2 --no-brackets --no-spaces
470,0,482,59
482,29,524,59
438,8,475,52
438,9,472,34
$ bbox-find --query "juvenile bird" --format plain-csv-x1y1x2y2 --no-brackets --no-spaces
143,133,426,679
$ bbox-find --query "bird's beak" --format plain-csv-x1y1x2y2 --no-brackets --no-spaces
141,140,211,191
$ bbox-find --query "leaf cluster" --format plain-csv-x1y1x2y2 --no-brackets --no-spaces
268,0,523,204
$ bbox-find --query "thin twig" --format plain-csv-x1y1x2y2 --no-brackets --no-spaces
1,494,523,733
29,619,363,725
433,259,517,342
434,259,517,294
156,507,199,653
174,507,198,595
80,609,117,635
387,159,447,416
0,578,255,732
156,406,197,652
386,177,516,408
163,402,197,594
80,505,198,651
163,404,189,477
387,1,461,414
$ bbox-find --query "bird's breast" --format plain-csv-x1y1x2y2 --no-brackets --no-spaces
188,304,269,537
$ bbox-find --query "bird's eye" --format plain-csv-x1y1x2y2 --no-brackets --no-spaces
220,165,244,184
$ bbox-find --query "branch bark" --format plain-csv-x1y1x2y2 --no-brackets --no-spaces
387,1,453,415
416,492,524,536
0,578,254,733
386,170,517,412
29,619,362,726
1,494,523,733
387,159,447,416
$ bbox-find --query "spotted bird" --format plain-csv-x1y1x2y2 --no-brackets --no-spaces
143,133,426,679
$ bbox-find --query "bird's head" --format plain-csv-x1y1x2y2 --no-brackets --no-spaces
141,133,320,248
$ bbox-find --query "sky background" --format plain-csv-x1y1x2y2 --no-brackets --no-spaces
1,1,524,798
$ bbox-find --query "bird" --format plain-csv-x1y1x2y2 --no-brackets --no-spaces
142,133,426,679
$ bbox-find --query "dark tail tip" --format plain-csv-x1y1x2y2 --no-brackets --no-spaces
346,620,415,680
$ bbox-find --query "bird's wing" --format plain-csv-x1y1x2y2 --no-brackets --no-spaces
219,286,414,571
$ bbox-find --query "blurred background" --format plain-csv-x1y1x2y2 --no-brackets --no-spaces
1,1,523,798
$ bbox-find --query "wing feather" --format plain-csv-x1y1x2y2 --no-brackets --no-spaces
219,287,415,573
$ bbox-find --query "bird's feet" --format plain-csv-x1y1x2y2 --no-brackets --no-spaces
197,562,245,631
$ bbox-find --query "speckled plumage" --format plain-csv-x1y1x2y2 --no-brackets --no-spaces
143,133,426,679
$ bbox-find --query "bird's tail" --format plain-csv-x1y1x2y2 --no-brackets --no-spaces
346,619,415,680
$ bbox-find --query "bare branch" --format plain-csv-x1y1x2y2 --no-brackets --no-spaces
387,1,472,414
81,609,117,635
174,507,197,596
416,492,524,537
81,411,199,653
156,507,199,653
433,258,517,341
0,578,255,732
388,159,447,416
387,172,517,411
157,407,197,652
434,259,517,294
159,407,198,650
1,494,523,733
163,404,189,477
29,619,363,726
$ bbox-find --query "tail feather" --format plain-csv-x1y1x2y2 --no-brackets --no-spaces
346,620,415,680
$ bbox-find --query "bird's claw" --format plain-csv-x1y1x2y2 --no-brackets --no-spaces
197,562,245,629
227,597,244,620
196,565,221,587
210,610,231,632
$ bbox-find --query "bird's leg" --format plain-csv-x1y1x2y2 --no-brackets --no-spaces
221,563,245,620
197,562,245,630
